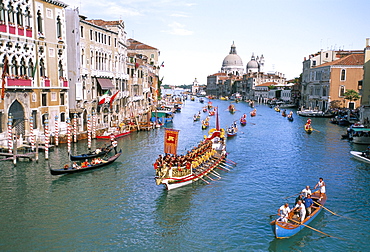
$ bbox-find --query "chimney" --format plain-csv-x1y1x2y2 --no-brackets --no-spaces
366,38,370,47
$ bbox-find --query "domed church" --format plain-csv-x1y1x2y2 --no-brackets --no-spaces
246,53,265,73
221,42,244,76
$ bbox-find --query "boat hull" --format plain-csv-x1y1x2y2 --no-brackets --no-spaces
350,151,370,164
96,131,130,139
70,145,112,161
50,150,122,175
271,191,326,239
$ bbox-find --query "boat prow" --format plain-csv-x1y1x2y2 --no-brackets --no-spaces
350,150,370,164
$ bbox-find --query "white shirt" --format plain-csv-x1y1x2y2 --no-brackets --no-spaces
295,203,306,215
279,205,291,217
301,188,312,197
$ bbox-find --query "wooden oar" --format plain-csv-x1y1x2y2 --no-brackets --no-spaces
314,201,352,219
313,129,321,132
288,218,344,239
226,158,237,165
283,192,301,199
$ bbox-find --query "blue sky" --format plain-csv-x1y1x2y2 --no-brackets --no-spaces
62,0,370,86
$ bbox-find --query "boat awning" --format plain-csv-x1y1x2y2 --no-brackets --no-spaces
97,78,114,90
351,128,370,132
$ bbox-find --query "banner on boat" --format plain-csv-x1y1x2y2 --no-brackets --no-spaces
164,128,179,155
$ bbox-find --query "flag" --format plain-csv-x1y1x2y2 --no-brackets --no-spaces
98,90,110,105
164,128,179,155
1,56,8,99
109,91,120,109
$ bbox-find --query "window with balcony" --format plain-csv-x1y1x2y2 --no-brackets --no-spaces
56,15,62,39
39,59,45,77
8,4,14,24
16,5,23,27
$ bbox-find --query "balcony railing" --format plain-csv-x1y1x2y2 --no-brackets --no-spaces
7,78,32,87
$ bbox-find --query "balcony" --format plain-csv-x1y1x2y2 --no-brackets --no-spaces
18,27,24,36
41,79,50,87
8,24,16,34
7,78,32,87
0,23,6,33
26,28,32,38
59,79,68,88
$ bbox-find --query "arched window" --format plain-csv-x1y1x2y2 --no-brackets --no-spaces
0,1,5,23
39,59,45,77
81,49,84,66
11,57,18,76
25,7,31,27
58,60,63,77
340,69,346,81
28,59,34,77
340,85,345,97
16,5,23,26
20,58,26,76
56,15,62,38
7,3,14,24
37,10,43,34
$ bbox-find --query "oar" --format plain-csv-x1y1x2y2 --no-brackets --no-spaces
288,218,344,239
314,201,352,219
283,192,301,199
216,165,230,171
226,158,237,165
313,129,321,133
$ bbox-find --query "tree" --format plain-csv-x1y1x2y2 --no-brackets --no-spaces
343,89,360,103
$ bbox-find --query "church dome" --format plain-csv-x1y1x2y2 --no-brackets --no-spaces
221,42,244,76
222,54,243,67
247,60,259,68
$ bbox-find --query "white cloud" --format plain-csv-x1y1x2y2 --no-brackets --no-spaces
170,13,189,18
162,22,193,36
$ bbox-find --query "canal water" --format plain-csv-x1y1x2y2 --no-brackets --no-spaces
0,98,369,251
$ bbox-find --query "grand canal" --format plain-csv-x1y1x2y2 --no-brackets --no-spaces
1,97,369,251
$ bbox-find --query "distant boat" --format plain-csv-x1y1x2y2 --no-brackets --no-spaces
350,150,370,164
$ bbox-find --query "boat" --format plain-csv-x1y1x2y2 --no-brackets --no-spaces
150,110,174,124
154,131,228,190
281,110,287,117
304,123,313,134
250,108,257,117
201,118,210,130
270,190,327,239
226,122,238,137
274,106,280,112
347,127,370,144
350,150,370,164
199,98,204,103
240,117,247,126
287,112,294,122
50,150,122,175
70,145,113,161
96,128,130,139
297,109,334,118
193,113,201,121
228,104,236,114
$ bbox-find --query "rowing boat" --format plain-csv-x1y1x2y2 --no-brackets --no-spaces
270,190,327,238
304,123,313,134
50,150,122,175
154,128,227,190
69,145,113,161
96,129,130,139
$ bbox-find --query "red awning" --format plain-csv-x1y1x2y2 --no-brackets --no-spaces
97,78,114,89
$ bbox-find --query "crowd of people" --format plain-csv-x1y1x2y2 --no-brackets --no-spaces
277,178,326,224
153,139,216,172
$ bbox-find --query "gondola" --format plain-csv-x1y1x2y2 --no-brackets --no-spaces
270,190,327,239
50,150,122,175
69,145,113,161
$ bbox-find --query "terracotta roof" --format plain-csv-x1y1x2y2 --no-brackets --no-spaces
256,82,277,87
315,53,364,68
85,19,122,27
127,38,158,50
208,72,228,77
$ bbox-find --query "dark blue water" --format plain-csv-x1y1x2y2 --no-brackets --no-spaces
0,98,369,251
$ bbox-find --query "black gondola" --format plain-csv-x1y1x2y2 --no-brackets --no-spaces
50,150,122,175
69,145,113,161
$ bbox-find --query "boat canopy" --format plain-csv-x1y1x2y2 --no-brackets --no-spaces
351,128,370,132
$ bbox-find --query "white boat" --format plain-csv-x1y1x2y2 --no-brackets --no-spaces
350,151,370,164
297,109,334,117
